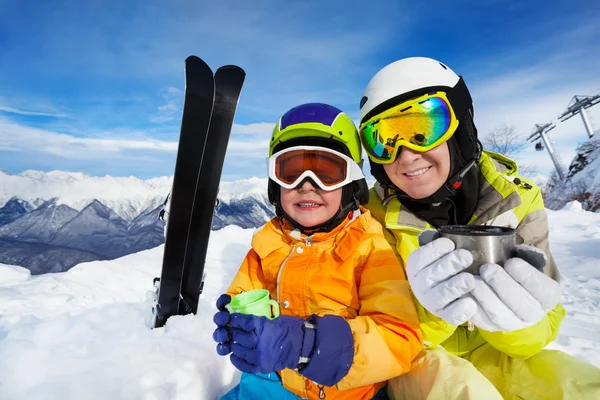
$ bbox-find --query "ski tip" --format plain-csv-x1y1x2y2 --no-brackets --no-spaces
185,55,212,69
216,65,246,76
185,55,202,63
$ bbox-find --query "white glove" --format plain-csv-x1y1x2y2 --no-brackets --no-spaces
469,245,562,332
406,237,478,326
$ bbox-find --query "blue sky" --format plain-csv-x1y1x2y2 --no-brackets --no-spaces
1,0,599,181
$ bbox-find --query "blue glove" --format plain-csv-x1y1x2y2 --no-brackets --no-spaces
225,313,354,387
212,294,232,356
228,313,305,374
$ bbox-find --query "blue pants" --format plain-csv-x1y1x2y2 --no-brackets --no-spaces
221,372,388,400
220,372,297,400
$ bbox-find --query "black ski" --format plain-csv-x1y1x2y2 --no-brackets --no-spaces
178,65,246,315
153,56,215,328
153,57,245,328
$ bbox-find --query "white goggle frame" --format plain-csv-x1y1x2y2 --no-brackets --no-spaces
267,145,364,191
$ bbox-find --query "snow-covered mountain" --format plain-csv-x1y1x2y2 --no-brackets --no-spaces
0,197,34,226
0,170,274,274
544,135,600,212
212,178,274,230
0,170,171,220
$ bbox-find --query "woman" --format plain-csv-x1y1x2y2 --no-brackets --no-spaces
359,57,600,399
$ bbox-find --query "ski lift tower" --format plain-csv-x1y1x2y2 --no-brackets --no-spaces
527,122,566,181
557,94,600,138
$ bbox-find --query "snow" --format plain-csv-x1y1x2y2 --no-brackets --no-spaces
1,205,599,400
543,202,600,359
216,177,269,203
0,224,249,400
571,136,600,188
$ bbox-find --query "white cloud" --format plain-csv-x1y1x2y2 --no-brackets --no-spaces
158,103,177,112
0,117,273,161
476,88,600,177
0,118,177,158
2,2,598,181
231,122,273,135
226,139,269,155
150,86,184,124
466,28,600,177
0,105,67,118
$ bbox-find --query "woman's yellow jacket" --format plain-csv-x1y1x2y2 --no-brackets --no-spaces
366,151,566,360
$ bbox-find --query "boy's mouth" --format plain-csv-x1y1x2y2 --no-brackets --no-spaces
295,202,323,208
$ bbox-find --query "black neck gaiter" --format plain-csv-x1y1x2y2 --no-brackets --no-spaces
389,136,481,228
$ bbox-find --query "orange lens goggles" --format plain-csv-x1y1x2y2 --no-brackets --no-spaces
267,146,364,191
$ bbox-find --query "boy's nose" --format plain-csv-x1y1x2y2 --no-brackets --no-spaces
298,179,317,192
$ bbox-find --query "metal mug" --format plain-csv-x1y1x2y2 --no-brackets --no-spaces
438,225,517,275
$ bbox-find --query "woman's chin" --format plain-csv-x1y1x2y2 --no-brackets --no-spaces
403,185,440,200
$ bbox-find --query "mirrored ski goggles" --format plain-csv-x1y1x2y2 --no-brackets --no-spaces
267,146,364,191
359,92,459,164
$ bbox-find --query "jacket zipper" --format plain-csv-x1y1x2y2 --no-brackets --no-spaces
513,177,533,189
276,244,296,303
318,384,326,399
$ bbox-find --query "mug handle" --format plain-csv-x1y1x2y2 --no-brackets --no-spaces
267,299,280,319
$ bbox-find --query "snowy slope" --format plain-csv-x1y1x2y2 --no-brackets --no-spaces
544,201,600,359
545,136,600,212
565,136,600,188
1,203,598,400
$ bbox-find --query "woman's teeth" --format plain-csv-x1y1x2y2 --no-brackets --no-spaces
405,167,430,177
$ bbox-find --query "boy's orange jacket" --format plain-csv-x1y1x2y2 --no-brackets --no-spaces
226,207,422,400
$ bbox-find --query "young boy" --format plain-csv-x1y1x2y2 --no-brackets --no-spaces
212,103,422,400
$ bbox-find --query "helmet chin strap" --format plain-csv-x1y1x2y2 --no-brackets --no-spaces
275,181,361,235
275,195,360,235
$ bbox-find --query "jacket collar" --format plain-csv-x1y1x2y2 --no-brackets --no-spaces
252,208,365,259
377,151,523,230
471,151,522,224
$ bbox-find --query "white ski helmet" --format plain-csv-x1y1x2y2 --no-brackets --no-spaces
360,57,471,125
359,57,481,203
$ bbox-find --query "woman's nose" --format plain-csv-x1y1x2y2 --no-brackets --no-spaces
396,146,421,164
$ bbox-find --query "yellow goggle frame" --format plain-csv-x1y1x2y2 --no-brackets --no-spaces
359,91,459,164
